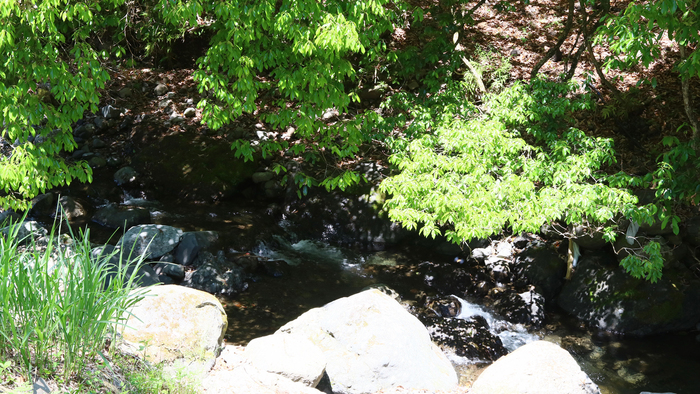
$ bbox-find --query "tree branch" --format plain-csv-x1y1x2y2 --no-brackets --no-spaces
531,0,576,79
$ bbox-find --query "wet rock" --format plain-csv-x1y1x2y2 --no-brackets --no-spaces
418,260,477,296
257,259,288,278
114,166,138,186
117,224,183,259
421,315,507,361
92,204,150,229
484,255,512,282
470,341,601,394
426,296,462,318
558,249,700,335
174,232,201,265
91,138,106,149
492,289,545,328
89,156,107,168
154,262,185,281
184,262,247,296
513,247,566,302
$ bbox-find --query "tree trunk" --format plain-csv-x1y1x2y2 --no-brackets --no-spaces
679,45,699,147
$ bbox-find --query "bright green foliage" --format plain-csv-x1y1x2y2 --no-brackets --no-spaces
0,214,150,380
158,0,400,174
0,0,117,210
598,0,700,80
620,240,665,283
380,78,638,243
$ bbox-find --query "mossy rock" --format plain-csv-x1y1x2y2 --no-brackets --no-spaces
557,249,700,336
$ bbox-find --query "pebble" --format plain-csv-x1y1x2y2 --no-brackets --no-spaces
154,83,168,96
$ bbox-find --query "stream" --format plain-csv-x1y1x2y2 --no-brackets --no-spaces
73,194,700,394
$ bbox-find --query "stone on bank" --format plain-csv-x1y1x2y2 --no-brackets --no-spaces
275,288,458,394
469,340,600,394
118,285,227,372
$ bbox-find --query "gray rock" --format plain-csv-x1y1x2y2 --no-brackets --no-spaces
117,224,183,259
91,138,106,149
322,108,339,121
100,105,121,119
252,171,275,183
277,289,458,394
89,156,107,168
202,364,323,394
174,232,201,266
470,341,600,394
119,285,226,371
0,221,48,244
471,247,492,262
245,333,326,387
92,204,150,229
158,99,173,109
154,83,168,96
57,196,87,221
169,113,185,124
184,107,196,118
29,192,56,217
154,262,185,280
114,166,138,185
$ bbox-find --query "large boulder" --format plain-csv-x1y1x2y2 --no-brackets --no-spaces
558,249,700,336
119,285,227,371
275,289,458,394
245,333,326,387
469,340,600,394
117,224,183,259
202,344,323,394
202,365,323,394
513,247,567,302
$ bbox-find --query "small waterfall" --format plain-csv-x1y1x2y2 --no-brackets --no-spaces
455,296,539,352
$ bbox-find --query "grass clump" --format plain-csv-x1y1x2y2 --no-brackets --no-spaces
0,212,193,392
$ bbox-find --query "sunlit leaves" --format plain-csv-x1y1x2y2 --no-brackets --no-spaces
380,80,637,244
0,0,118,209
